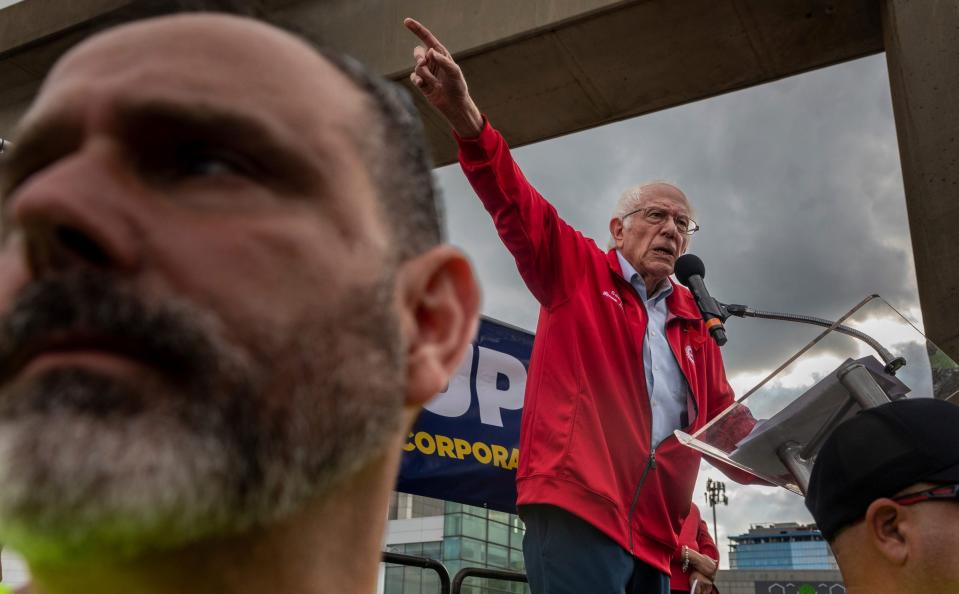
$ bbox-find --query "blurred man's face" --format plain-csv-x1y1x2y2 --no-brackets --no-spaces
0,15,406,561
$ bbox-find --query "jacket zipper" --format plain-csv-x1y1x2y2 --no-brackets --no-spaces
622,275,700,554
626,279,656,555
625,321,699,553
627,447,656,552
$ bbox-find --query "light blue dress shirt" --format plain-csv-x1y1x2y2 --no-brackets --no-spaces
617,251,689,446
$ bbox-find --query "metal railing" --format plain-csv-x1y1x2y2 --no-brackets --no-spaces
381,552,530,594
382,551,452,594
452,567,528,594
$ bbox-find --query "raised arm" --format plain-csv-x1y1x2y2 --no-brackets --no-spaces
403,19,597,307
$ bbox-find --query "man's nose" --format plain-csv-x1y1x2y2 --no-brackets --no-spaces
659,215,680,238
7,150,143,277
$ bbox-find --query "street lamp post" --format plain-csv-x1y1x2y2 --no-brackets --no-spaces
704,478,728,542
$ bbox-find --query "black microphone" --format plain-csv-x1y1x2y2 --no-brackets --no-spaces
674,254,727,346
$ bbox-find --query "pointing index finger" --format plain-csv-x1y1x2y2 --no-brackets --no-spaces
403,18,450,56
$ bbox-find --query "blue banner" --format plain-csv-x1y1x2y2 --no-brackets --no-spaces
397,316,533,512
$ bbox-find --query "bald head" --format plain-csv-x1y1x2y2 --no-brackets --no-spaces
59,12,327,75
39,14,361,138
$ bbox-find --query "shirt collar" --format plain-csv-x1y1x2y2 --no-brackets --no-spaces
616,250,672,303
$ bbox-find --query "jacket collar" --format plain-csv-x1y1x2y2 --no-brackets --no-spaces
606,249,700,320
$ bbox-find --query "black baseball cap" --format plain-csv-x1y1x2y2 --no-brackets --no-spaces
805,397,959,541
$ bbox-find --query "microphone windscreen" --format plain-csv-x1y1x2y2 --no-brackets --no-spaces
674,254,705,286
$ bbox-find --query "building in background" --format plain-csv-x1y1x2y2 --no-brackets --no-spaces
728,523,838,570
715,569,845,594
381,493,528,594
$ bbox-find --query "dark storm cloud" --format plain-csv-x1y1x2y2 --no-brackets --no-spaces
440,53,917,379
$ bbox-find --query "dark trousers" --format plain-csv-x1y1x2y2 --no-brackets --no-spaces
520,504,670,594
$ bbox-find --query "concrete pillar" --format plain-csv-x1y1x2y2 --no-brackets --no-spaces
881,0,959,360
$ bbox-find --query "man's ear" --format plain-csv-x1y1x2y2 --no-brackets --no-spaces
398,245,480,408
865,499,910,566
609,217,625,249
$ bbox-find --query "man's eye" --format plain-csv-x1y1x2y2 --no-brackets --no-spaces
675,218,690,230
175,147,252,179
645,210,666,222
184,158,235,177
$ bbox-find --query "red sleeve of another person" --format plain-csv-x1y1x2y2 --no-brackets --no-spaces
696,518,719,562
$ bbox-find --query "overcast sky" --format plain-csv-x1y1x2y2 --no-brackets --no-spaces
435,52,917,563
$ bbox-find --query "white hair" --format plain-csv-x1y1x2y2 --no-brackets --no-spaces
607,181,695,249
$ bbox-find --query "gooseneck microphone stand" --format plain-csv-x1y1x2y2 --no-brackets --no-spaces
719,302,907,375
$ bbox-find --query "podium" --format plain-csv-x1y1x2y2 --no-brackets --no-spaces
677,295,959,494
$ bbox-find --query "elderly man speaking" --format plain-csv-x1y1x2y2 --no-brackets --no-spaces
406,18,740,594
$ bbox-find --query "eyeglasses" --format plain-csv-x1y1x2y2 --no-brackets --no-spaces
623,207,699,235
891,483,959,506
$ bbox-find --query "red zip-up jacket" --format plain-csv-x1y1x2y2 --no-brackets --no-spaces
457,120,739,573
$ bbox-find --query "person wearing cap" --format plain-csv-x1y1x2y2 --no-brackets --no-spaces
805,397,959,594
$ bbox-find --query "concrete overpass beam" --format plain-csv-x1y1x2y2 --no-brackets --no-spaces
881,0,959,359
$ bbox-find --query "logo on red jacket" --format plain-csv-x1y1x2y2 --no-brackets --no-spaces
602,290,623,308
685,344,695,364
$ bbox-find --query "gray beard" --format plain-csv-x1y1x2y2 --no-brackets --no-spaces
0,271,405,563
